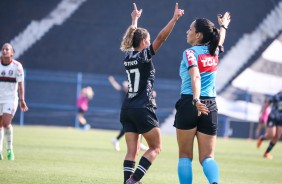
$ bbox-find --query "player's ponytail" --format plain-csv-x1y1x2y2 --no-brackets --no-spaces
209,27,220,56
120,26,136,52
120,26,149,52
194,18,219,56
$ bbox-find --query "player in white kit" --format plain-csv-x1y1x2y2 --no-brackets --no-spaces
0,43,28,160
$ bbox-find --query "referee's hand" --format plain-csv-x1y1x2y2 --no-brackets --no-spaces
195,101,209,116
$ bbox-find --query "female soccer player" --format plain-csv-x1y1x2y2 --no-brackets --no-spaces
257,90,282,159
120,3,184,184
0,43,29,160
108,75,148,152
174,12,231,184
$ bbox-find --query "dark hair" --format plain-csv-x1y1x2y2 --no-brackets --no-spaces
194,18,220,56
120,26,149,51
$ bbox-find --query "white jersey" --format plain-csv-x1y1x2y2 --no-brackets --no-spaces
0,59,24,103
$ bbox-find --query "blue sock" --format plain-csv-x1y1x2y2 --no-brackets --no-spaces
202,157,219,184
178,158,192,184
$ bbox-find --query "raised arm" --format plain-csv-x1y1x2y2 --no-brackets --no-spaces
218,12,231,47
131,3,142,28
108,76,122,91
152,3,184,53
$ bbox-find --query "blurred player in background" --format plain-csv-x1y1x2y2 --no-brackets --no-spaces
255,97,271,138
119,3,184,184
108,75,148,152
174,12,230,184
0,43,28,160
257,90,282,159
76,86,94,130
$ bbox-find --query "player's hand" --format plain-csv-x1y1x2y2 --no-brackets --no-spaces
195,101,209,116
20,101,29,112
131,3,142,20
108,75,114,81
218,12,231,29
173,3,184,21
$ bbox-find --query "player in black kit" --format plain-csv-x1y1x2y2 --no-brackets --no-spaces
257,90,282,159
120,3,184,184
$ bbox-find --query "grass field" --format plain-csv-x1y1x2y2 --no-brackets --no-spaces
0,125,281,184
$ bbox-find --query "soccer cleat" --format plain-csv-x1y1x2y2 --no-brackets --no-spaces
112,138,120,151
257,137,263,149
82,124,91,130
0,153,3,160
263,153,273,160
7,149,15,160
140,143,148,151
125,175,142,184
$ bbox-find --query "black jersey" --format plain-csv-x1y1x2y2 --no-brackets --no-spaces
121,44,156,109
270,92,282,113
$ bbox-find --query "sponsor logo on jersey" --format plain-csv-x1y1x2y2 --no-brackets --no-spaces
1,70,5,76
198,54,218,73
186,50,197,66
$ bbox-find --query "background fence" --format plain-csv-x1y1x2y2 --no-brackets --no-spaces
13,69,181,130
11,69,268,139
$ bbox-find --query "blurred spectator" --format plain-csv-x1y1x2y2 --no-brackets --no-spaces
255,97,271,138
76,86,94,130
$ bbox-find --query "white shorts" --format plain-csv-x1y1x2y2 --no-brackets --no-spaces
0,102,18,116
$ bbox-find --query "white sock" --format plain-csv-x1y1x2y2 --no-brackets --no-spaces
0,128,3,153
4,125,13,150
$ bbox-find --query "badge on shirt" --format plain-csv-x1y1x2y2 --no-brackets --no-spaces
9,70,13,76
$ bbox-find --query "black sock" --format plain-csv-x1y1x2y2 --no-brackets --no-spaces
259,135,265,141
265,141,276,154
133,157,151,181
117,129,125,140
123,160,135,184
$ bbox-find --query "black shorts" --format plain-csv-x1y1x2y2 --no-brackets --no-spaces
174,94,218,135
267,113,282,127
78,108,85,113
120,107,159,134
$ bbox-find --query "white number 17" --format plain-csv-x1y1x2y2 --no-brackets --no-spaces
126,69,140,92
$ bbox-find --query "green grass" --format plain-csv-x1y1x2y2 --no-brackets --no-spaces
1,125,281,184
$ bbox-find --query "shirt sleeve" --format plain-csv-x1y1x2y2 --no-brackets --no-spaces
138,44,155,63
184,49,198,70
16,63,24,82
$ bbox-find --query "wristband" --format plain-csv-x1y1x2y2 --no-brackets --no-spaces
218,45,224,53
220,25,228,30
